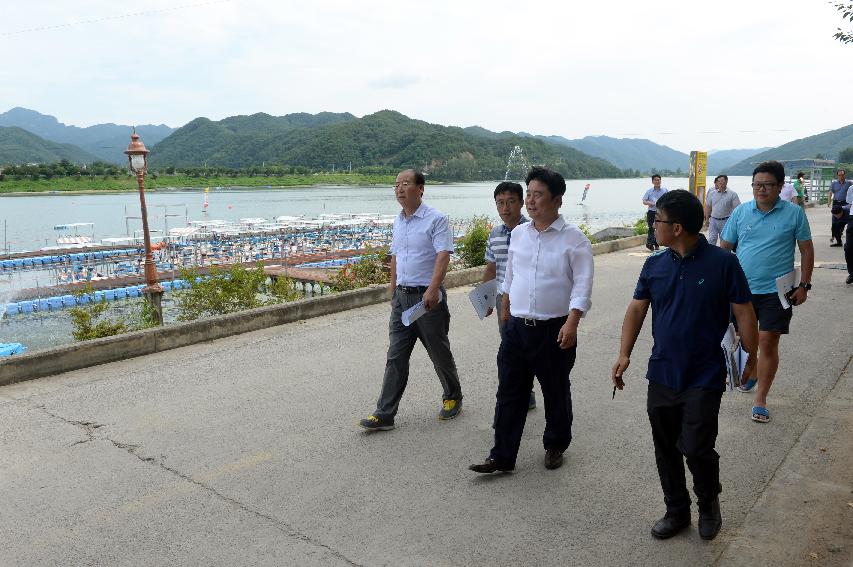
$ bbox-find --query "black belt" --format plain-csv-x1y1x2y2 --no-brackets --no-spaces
511,315,567,327
711,216,729,221
396,285,429,293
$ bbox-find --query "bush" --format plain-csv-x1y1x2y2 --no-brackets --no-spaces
68,285,157,341
331,248,389,291
577,223,598,244
457,216,491,268
68,301,129,341
174,263,299,321
634,217,649,235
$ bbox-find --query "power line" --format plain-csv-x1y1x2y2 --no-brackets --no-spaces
1,0,233,37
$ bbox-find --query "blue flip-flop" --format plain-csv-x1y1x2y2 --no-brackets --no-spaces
751,406,770,423
737,378,757,393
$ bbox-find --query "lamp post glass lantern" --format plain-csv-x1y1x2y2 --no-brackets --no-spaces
125,129,164,325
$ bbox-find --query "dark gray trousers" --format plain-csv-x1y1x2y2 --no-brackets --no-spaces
373,287,462,420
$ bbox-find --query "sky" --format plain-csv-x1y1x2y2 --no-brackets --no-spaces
2,0,852,153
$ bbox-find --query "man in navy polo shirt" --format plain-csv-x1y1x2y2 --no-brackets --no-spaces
720,160,814,424
611,190,758,541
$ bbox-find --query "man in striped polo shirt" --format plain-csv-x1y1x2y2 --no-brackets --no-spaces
482,181,535,409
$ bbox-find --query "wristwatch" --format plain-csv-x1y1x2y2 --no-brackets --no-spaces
798,282,812,290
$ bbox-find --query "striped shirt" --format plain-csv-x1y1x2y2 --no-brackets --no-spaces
484,215,529,287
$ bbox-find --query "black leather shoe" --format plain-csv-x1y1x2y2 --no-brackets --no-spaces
544,449,563,470
651,513,690,539
698,498,722,540
846,274,853,285
469,458,513,474
830,242,843,247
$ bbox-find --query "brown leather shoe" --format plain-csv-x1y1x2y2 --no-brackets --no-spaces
469,458,513,474
544,449,563,470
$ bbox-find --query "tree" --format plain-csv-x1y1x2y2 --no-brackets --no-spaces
838,147,853,163
831,2,853,44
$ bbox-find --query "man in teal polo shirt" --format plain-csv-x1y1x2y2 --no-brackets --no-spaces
720,160,814,424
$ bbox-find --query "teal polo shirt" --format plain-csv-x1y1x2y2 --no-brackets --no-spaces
720,198,811,294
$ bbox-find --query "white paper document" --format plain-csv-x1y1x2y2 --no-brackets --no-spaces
401,290,443,326
775,268,800,309
721,323,750,391
468,279,498,320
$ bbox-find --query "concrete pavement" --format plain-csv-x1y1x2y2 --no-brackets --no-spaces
0,206,851,566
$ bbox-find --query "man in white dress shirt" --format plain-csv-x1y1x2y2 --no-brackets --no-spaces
470,167,594,473
359,169,463,431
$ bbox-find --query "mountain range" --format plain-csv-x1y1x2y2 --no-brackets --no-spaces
0,126,100,164
725,124,853,175
151,110,625,180
1,107,849,179
0,107,174,164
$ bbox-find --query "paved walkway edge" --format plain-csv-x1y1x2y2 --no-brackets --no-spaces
716,354,853,566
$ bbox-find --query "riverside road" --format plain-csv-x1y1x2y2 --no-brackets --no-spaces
0,207,850,566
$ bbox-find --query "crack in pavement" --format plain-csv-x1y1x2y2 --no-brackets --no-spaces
29,402,363,567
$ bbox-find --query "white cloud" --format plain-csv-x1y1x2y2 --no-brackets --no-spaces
2,0,851,152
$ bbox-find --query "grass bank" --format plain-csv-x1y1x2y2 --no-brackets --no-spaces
0,173,397,194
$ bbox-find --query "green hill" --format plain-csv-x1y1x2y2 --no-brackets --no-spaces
726,124,853,175
0,126,99,165
152,110,625,180
0,107,175,164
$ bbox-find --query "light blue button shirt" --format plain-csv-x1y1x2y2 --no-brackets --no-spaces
390,202,455,286
643,187,668,211
720,197,812,294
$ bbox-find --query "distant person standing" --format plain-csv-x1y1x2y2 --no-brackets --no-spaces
643,175,668,251
359,169,463,431
793,171,806,206
611,189,758,541
469,167,593,474
720,161,814,424
780,179,797,203
703,174,741,246
481,181,535,409
840,182,853,284
828,168,851,247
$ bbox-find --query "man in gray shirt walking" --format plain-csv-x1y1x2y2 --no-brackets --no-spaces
704,175,741,246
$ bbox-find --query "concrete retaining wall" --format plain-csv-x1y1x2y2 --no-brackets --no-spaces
0,233,645,385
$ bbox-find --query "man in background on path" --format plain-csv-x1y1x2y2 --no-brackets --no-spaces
611,189,758,541
481,181,535,410
359,169,463,431
643,175,668,251
703,174,741,246
828,168,851,247
720,160,814,424
793,171,806,207
470,167,593,474
840,181,853,284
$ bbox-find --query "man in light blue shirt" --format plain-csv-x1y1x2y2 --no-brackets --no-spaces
720,161,814,424
643,175,668,251
360,169,463,431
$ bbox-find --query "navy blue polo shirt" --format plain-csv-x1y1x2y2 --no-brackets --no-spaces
633,235,752,391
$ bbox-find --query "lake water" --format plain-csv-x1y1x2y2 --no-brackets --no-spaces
0,176,756,253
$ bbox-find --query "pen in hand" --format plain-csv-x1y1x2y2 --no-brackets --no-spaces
612,386,616,400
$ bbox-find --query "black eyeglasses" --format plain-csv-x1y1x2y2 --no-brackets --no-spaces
653,219,677,225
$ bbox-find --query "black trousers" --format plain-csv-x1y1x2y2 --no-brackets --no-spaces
647,382,723,515
845,221,853,276
490,316,576,468
832,200,848,242
646,210,658,247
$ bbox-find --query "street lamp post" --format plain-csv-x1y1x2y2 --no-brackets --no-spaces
125,129,164,325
